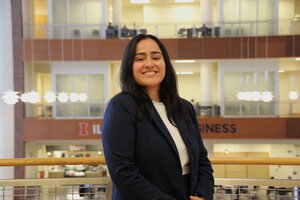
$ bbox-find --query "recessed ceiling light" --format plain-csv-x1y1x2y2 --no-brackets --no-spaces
279,70,285,73
175,0,194,2
130,0,149,3
176,72,194,75
175,60,196,63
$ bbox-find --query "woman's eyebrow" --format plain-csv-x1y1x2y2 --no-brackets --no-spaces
135,51,162,56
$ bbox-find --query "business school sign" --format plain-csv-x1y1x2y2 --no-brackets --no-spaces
24,117,295,141
198,118,286,139
79,122,102,137
199,123,237,134
78,122,102,137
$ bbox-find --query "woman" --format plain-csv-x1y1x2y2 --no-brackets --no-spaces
102,34,214,200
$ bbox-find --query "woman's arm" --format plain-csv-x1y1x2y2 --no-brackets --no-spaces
188,102,215,200
102,94,176,200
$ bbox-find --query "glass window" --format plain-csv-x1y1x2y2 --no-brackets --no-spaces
223,71,276,116
55,74,104,118
223,0,275,36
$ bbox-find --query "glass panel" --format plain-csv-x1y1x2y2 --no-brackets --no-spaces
89,74,104,102
89,103,102,117
52,0,68,24
86,0,101,24
73,103,89,117
223,0,276,36
54,74,104,118
72,75,88,93
224,71,275,116
56,74,71,93
70,0,85,24
223,0,239,22
56,103,72,117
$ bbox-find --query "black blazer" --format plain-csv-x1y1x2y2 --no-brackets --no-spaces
102,93,214,200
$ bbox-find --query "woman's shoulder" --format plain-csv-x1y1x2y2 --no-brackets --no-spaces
179,98,193,109
108,92,137,107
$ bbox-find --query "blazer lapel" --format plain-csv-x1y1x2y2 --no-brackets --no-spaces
151,108,180,158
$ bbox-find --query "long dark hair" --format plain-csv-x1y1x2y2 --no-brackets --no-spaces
119,34,184,125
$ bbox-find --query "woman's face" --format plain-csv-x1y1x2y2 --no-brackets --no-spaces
132,38,166,94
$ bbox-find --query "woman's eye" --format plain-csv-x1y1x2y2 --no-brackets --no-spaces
135,57,144,61
153,57,160,60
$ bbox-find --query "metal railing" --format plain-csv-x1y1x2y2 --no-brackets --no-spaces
1,157,300,199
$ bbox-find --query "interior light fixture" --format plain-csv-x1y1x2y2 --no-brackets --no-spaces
252,91,261,101
1,91,19,105
288,91,298,100
176,72,194,75
295,58,300,61
44,92,56,103
78,93,88,102
20,92,31,103
175,0,194,3
130,0,149,3
261,91,274,102
69,93,79,103
26,90,41,104
57,92,69,103
279,70,285,73
175,60,196,63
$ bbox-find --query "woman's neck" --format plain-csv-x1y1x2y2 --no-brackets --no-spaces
146,87,160,102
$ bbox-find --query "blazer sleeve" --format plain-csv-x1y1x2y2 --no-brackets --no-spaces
188,102,215,200
102,94,176,200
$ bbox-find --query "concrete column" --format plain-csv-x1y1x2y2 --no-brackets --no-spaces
0,0,15,179
112,0,122,27
203,140,214,157
200,0,213,26
200,62,213,107
101,0,109,38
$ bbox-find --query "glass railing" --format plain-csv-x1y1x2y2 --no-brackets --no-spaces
23,19,300,39
24,101,300,118
25,102,106,118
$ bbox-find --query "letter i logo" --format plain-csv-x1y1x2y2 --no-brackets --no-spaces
79,123,88,136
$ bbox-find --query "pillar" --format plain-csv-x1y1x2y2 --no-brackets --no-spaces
200,62,213,107
200,0,213,26
101,0,109,38
0,0,15,179
203,140,214,157
112,0,122,27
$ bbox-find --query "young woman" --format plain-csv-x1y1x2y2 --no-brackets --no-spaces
102,34,214,200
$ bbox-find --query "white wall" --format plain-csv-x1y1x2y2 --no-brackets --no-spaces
143,4,201,37
177,74,201,102
122,6,144,26
270,143,300,179
0,0,14,179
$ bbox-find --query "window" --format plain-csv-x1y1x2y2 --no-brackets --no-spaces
54,74,104,118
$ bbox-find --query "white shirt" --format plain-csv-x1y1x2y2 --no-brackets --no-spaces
153,101,190,175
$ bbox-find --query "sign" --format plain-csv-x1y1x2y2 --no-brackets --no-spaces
199,123,237,134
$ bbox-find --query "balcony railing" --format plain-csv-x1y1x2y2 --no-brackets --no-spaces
1,157,300,199
23,19,300,39
24,100,300,118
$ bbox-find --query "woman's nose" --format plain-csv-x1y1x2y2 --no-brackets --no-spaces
145,58,154,67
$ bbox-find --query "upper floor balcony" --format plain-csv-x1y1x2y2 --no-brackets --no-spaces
23,19,300,39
